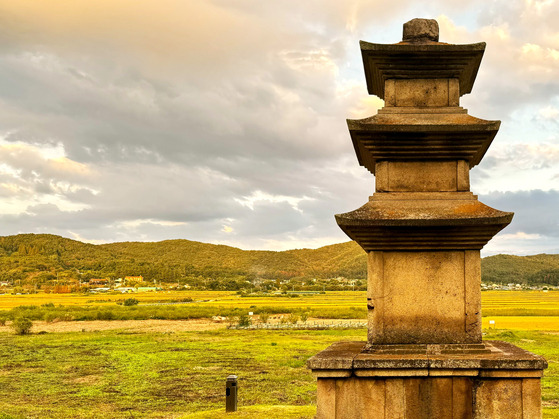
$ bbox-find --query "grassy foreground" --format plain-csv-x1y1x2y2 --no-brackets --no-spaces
0,327,557,418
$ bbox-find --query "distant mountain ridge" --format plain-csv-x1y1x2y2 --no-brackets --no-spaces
0,234,367,288
0,233,558,287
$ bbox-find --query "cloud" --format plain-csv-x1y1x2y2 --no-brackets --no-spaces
481,189,559,237
0,1,557,254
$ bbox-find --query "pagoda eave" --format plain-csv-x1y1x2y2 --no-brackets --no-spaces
335,198,513,225
336,224,511,251
360,41,486,98
348,117,500,174
335,198,513,251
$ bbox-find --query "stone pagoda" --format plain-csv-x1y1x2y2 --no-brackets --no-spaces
308,19,547,418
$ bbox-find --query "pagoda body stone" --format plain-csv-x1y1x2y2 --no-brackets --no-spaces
308,19,547,418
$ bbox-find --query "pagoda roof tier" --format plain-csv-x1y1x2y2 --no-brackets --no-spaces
360,41,485,99
335,193,513,251
348,112,500,174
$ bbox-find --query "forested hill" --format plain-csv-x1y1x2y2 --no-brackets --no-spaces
1,233,559,287
481,254,559,286
0,234,367,286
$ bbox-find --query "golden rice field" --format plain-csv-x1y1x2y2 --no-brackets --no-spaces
0,290,234,309
0,290,367,310
482,316,559,330
482,290,559,313
1,290,559,320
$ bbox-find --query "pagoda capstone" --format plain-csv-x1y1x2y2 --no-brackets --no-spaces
308,18,547,418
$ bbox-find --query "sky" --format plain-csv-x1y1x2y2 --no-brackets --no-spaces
0,0,557,255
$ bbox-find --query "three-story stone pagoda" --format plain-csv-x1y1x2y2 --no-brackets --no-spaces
307,18,547,418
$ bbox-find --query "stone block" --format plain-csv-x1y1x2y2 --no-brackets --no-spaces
429,378,453,418
385,378,405,418
522,378,542,419
367,251,384,342
449,78,460,106
474,379,523,419
374,161,465,192
375,161,389,192
464,250,482,342
357,379,386,419
403,18,439,43
452,377,474,418
385,78,459,107
392,79,450,107
456,160,470,191
404,378,422,417
316,378,336,419
368,251,481,344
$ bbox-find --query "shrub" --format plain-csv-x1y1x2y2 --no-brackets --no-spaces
96,310,115,320
259,312,270,324
237,314,251,327
123,298,139,306
288,313,300,325
300,312,309,323
11,317,32,335
0,316,7,326
60,313,74,322
44,312,58,323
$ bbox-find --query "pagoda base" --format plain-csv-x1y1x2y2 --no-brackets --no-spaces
307,341,547,419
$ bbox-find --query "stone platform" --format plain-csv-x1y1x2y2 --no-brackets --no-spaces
308,341,547,418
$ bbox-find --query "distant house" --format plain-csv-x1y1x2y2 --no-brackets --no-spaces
115,287,136,293
89,278,109,286
90,287,111,293
0,281,9,287
125,276,144,283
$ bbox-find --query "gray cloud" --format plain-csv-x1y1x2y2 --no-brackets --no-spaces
481,190,559,237
0,1,556,253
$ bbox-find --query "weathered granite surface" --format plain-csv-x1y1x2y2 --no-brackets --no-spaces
308,341,548,375
309,341,547,418
403,18,439,43
335,17,514,344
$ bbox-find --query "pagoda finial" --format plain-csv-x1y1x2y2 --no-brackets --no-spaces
402,18,439,42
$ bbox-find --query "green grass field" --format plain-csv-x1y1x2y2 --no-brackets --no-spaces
0,328,557,418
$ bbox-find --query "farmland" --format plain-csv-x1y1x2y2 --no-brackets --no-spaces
0,290,557,418
1,289,559,312
1,290,559,323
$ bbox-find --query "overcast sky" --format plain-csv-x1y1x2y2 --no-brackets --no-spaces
0,0,557,255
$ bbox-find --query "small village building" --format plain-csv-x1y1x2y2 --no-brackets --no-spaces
89,278,109,286
90,287,110,293
115,287,136,293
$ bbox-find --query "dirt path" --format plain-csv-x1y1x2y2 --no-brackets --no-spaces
0,318,365,334
0,319,229,334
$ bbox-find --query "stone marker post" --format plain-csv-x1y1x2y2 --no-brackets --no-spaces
307,19,547,418
226,375,238,412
